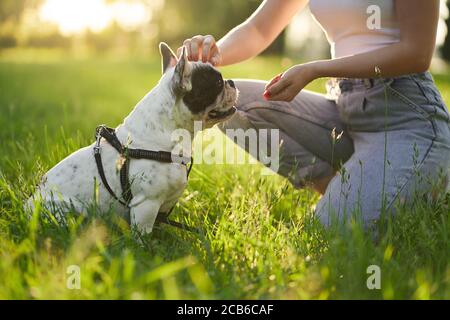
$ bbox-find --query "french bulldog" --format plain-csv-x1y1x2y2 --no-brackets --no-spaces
29,43,238,233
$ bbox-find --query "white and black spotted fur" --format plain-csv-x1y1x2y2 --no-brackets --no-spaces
29,43,238,234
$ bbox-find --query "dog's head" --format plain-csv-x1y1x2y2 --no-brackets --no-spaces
159,42,238,128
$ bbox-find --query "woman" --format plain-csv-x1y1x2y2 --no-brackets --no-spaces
181,0,450,227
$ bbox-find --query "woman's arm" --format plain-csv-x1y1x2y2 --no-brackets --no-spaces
181,0,308,66
217,0,308,66
267,0,440,101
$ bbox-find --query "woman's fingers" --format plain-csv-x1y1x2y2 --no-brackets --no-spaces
201,35,215,62
180,35,219,64
264,65,313,101
181,36,198,61
265,73,283,90
180,40,189,59
265,78,299,102
266,78,290,98
263,73,285,100
190,35,204,60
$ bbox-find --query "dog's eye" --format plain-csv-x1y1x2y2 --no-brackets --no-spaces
217,79,224,88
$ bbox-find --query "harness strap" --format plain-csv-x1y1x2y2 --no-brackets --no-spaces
93,125,195,233
94,143,129,208
120,158,133,205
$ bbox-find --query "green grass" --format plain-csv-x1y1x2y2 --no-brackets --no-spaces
0,51,449,299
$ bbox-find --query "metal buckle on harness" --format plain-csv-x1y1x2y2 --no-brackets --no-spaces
171,154,192,166
93,128,102,155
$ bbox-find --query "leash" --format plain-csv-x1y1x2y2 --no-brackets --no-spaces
93,125,197,233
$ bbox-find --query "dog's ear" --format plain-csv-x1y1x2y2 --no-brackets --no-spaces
159,42,178,74
173,46,192,94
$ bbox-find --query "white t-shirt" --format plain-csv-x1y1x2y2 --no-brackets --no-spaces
309,0,401,58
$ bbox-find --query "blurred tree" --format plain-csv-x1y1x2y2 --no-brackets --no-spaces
442,0,450,62
157,0,285,55
0,0,27,21
0,0,43,47
0,0,43,23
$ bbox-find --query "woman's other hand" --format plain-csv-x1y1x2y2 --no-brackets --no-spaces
264,63,318,102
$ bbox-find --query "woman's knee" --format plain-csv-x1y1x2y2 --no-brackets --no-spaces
233,79,267,109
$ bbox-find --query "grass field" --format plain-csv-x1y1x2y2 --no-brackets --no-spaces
0,50,449,299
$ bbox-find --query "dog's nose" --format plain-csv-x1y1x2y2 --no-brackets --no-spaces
227,80,235,88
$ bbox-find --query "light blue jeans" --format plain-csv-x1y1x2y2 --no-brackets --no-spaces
219,72,450,227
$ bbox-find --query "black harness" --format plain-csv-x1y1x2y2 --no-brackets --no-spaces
93,125,196,232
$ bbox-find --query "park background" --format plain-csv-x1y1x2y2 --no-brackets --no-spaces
0,0,449,299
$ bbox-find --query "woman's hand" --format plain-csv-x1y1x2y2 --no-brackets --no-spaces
178,1,308,67
264,63,318,102
178,35,222,66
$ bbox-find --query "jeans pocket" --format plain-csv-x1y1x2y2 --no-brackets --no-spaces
414,79,450,121
385,79,432,121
